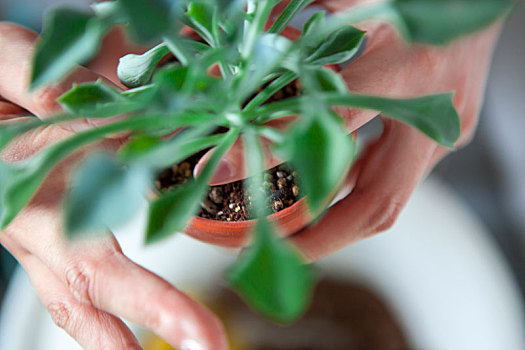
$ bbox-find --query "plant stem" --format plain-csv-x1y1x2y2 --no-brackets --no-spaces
243,71,298,112
268,0,314,34
163,34,192,66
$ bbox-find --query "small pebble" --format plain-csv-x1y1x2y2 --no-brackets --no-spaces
277,178,287,189
209,187,224,204
201,199,218,215
292,185,299,197
229,203,235,209
235,206,241,213
273,200,284,211
276,171,286,178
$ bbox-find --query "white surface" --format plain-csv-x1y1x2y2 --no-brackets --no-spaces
1,178,524,350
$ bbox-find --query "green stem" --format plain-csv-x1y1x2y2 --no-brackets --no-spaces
243,71,298,112
268,0,314,34
163,34,192,66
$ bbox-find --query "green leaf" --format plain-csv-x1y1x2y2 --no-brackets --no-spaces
237,34,293,101
59,80,148,118
65,154,149,237
118,44,171,88
227,218,315,324
120,129,224,168
300,11,326,53
325,93,460,148
91,0,126,24
31,9,107,89
252,92,461,148
185,2,217,45
391,0,514,45
310,67,348,94
145,128,239,243
276,108,355,217
305,25,366,66
119,0,173,42
268,0,314,34
0,118,43,150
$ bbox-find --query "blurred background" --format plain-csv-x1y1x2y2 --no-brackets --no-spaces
1,1,524,349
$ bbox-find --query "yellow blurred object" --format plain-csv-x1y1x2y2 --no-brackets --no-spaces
143,335,176,350
144,334,243,350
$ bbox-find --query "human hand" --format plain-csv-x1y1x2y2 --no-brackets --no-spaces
0,23,227,350
194,0,502,260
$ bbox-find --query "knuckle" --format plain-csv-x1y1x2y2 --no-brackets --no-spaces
369,196,405,233
47,302,74,331
64,245,123,307
65,262,96,306
33,86,63,116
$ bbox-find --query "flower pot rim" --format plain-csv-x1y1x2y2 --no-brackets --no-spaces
187,196,308,230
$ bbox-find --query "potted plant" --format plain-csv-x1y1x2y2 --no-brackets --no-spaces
0,0,513,324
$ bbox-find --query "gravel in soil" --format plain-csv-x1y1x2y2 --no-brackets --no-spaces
155,156,303,222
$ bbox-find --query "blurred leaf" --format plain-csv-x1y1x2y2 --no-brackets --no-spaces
238,34,293,101
65,154,149,237
276,108,355,217
91,0,126,24
310,67,348,94
254,92,461,148
300,11,325,53
59,80,150,118
0,113,211,229
118,44,171,88
31,9,107,89
0,118,43,150
145,128,239,243
185,2,217,44
391,0,514,44
120,128,223,168
119,0,173,42
305,26,365,66
228,218,315,324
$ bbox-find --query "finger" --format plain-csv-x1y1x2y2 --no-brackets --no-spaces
0,22,116,126
0,100,28,118
289,119,438,262
6,246,142,350
6,208,228,350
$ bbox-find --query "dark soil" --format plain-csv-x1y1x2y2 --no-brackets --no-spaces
155,156,303,222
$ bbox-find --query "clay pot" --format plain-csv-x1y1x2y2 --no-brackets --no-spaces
184,197,309,247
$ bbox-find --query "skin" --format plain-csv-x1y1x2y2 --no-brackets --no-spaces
0,0,502,348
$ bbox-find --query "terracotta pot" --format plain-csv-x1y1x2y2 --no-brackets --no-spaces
184,197,309,247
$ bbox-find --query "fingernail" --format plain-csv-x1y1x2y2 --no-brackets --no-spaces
181,339,206,350
211,158,236,185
